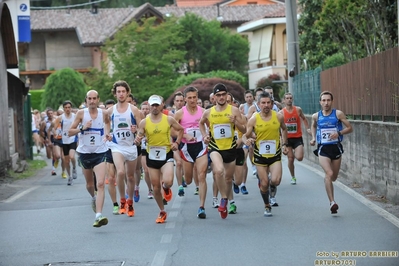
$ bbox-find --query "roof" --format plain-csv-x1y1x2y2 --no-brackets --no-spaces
30,3,286,46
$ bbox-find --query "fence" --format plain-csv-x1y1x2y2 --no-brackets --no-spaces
292,68,321,114
292,48,399,122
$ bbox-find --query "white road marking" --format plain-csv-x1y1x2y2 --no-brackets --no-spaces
151,250,167,266
3,186,39,203
160,234,173,243
299,161,399,229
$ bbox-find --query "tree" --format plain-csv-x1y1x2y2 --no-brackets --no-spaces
298,0,398,69
41,68,87,110
256,73,284,102
84,65,114,102
105,16,187,102
179,13,249,74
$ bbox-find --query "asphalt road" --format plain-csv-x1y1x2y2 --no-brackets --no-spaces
0,155,398,266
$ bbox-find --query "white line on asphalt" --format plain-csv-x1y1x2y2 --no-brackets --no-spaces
160,234,173,243
151,250,167,266
172,195,182,209
168,211,178,217
165,222,176,229
299,161,399,229
3,186,39,203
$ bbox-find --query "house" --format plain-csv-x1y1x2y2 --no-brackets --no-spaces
175,0,281,7
1,1,30,176
237,14,288,90
22,3,287,89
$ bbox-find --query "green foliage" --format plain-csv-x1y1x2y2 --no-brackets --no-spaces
322,53,348,70
174,70,247,90
84,66,114,103
179,13,249,74
29,89,45,110
298,0,398,69
255,73,284,102
41,68,87,110
105,16,187,102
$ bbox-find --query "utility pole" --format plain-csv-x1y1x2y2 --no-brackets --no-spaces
285,0,300,93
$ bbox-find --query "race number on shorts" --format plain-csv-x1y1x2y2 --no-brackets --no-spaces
149,146,167,161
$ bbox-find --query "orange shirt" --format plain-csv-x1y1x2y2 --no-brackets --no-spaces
282,106,302,138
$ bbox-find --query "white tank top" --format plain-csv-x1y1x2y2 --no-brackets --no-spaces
111,105,136,146
77,108,108,154
61,113,78,144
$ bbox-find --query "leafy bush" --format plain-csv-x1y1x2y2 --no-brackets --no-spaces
41,68,87,110
174,70,247,90
29,89,45,110
322,52,348,70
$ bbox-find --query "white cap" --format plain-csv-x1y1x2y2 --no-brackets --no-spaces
148,95,162,106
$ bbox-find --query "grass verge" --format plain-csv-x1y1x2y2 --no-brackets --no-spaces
7,159,47,180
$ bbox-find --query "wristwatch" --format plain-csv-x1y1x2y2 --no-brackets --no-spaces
79,125,84,132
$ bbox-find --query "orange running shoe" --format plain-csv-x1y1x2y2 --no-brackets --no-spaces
127,199,135,217
119,199,126,215
162,185,173,202
155,211,167,224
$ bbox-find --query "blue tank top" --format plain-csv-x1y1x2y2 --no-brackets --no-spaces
316,109,343,145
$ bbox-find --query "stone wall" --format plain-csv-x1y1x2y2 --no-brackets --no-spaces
302,116,399,204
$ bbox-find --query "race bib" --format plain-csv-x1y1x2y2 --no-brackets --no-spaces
286,123,297,134
114,129,134,144
148,146,167,161
320,128,337,144
82,131,102,146
186,127,202,142
259,140,276,155
213,124,232,139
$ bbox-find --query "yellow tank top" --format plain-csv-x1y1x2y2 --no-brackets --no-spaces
209,105,236,151
254,111,281,158
145,114,171,154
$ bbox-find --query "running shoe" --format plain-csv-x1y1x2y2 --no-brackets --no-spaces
127,200,135,217
162,185,173,202
218,198,228,219
233,183,239,194
93,215,108,227
134,188,140,202
212,198,219,208
270,197,279,207
67,176,73,186
91,199,96,213
264,206,272,217
197,207,206,219
119,200,126,215
155,211,167,224
194,187,199,195
182,177,187,187
252,165,257,176
206,165,212,174
330,202,339,214
291,177,297,185
148,190,154,199
54,159,59,169
62,172,67,179
178,186,185,197
113,205,119,215
241,185,248,195
51,170,56,176
228,203,237,214
72,168,77,179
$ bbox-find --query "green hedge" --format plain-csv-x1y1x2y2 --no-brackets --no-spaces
29,89,45,111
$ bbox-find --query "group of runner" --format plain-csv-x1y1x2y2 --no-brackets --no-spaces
35,81,352,227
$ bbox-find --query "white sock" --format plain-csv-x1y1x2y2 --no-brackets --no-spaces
95,213,101,219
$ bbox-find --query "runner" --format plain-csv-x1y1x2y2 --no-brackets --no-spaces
174,86,208,218
243,92,288,217
134,95,184,223
68,90,111,227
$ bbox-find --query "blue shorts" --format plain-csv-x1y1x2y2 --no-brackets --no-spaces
78,152,107,169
